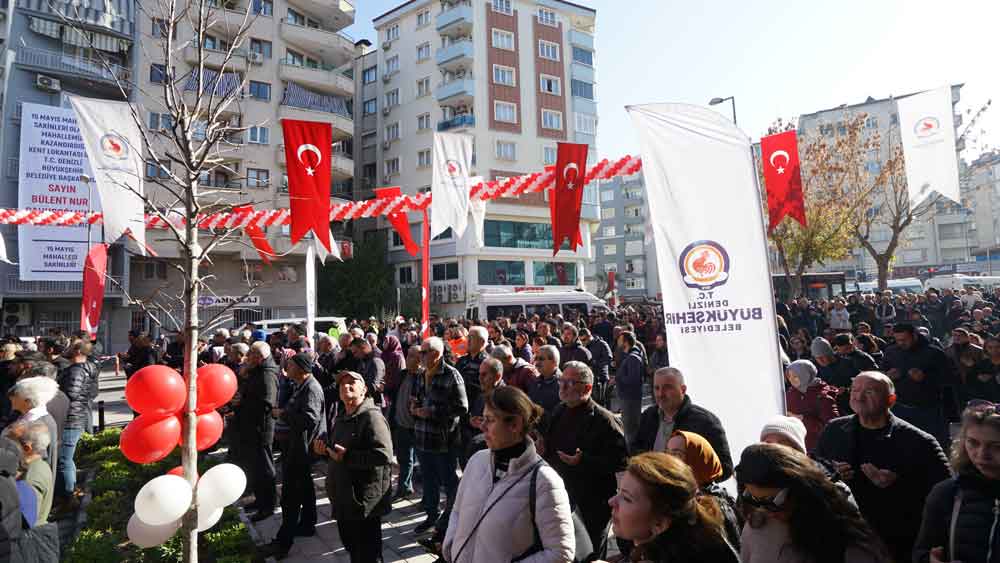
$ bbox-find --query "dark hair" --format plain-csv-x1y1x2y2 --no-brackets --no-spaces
736,444,887,563
855,334,879,354
619,331,637,347
350,337,368,348
952,406,1000,476
484,385,544,436
892,323,916,335
832,333,853,347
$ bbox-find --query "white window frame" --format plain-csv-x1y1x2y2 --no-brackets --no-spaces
575,112,597,135
538,40,560,61
385,157,400,177
416,9,430,27
601,207,615,220
600,190,614,203
416,42,431,61
625,240,643,256
417,149,432,168
543,146,557,165
247,168,270,188
248,126,269,144
624,205,642,218
397,264,414,286
491,0,512,15
386,24,399,41
625,277,645,290
385,55,399,74
495,140,516,161
491,28,514,50
417,113,432,131
537,7,557,26
541,109,563,130
385,122,400,141
417,77,430,97
602,226,616,237
385,88,399,108
603,243,617,256
494,101,517,124
492,64,516,87
539,74,561,95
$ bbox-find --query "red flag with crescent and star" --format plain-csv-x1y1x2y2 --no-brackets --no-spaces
551,142,589,255
81,243,108,338
281,119,332,252
760,129,807,232
375,186,420,257
233,205,276,264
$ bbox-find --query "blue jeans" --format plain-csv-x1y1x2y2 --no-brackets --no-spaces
416,448,458,521
56,428,84,499
395,426,415,492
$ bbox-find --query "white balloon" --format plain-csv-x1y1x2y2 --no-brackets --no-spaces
135,475,193,526
196,463,247,509
196,506,224,532
127,513,181,548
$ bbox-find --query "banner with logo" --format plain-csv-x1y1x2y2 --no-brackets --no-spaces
896,86,961,205
17,103,101,281
430,132,473,240
69,96,146,252
627,104,785,468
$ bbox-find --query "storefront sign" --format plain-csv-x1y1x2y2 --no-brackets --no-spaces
196,295,261,307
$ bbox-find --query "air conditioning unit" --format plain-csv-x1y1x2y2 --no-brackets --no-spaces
382,141,392,151
35,75,61,93
382,107,391,116
248,52,264,64
382,40,392,51
382,73,392,83
3,303,31,327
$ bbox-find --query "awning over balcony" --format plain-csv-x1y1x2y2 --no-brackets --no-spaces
19,0,134,35
184,69,242,97
28,16,130,52
280,82,349,117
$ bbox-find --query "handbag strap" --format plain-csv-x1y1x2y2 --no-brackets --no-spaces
453,460,543,562
949,485,963,561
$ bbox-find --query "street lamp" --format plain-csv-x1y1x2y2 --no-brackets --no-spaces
709,96,737,126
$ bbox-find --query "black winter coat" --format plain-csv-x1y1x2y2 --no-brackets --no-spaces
325,398,394,521
633,396,734,481
914,472,1000,563
57,361,97,430
585,336,613,383
236,356,278,445
557,341,592,370
882,334,954,408
279,375,326,467
0,438,21,562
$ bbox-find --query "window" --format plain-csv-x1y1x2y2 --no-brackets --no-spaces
285,49,304,66
602,226,616,237
625,277,645,290
385,56,399,74
433,262,459,281
626,258,645,275
148,112,172,131
362,66,377,84
542,110,563,130
493,64,515,86
939,223,965,240
248,81,270,100
624,223,643,235
603,243,617,256
418,113,432,131
494,101,517,124
385,89,399,108
361,132,377,147
251,0,272,15
890,113,899,125
417,77,430,97
362,98,377,115
537,8,556,26
248,126,269,144
496,140,516,161
603,262,618,273
837,122,847,136
150,63,167,83
417,9,431,27
491,28,514,50
600,190,614,203
539,75,561,95
624,205,642,218
398,265,414,285
571,79,594,100
534,262,576,285
250,38,272,58
479,260,524,285
575,113,597,135
143,261,168,280
865,116,879,130
572,46,593,66
484,220,570,250
145,160,170,179
491,0,512,15
416,42,431,61
386,24,400,42
538,40,560,61
385,157,400,176
247,168,269,188
543,146,557,165
819,124,834,137
625,240,643,255
203,35,230,51
418,149,432,168
601,207,615,220
385,122,400,141
151,18,175,39
433,227,452,240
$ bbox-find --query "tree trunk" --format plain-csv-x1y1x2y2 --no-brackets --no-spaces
182,182,201,562
876,258,891,292
789,273,802,300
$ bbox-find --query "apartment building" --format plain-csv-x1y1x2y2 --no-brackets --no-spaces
369,0,600,318
592,173,661,302
970,150,1000,272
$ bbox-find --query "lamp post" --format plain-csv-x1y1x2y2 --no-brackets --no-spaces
709,96,737,126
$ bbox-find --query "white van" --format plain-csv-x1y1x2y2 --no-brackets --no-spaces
925,274,1000,293
254,316,347,336
467,290,607,321
851,277,925,295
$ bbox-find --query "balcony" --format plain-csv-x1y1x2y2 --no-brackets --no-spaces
436,39,472,72
276,145,354,181
437,114,475,132
184,45,247,70
15,46,130,86
279,61,353,96
568,29,594,50
436,77,474,108
288,0,355,30
571,62,595,84
436,3,472,37
0,8,7,43
6,274,125,297
279,21,354,68
277,104,352,140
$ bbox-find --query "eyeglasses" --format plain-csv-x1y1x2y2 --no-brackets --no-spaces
740,488,789,512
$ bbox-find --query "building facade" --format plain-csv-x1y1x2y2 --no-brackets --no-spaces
970,150,1000,272
592,173,661,302
367,0,600,318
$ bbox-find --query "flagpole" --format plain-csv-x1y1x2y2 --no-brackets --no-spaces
421,209,431,339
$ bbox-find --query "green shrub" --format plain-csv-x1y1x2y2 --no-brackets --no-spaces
84,491,127,531
90,460,132,495
77,428,122,461
64,528,124,563
202,519,253,560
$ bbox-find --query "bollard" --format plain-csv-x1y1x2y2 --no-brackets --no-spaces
98,400,106,432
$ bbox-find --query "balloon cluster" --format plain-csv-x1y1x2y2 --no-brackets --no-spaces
118,364,244,547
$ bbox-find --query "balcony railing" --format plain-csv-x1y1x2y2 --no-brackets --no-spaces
438,114,475,131
6,274,125,296
15,46,130,84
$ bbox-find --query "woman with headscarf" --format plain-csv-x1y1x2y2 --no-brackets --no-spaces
784,360,839,452
380,335,405,416
665,430,742,550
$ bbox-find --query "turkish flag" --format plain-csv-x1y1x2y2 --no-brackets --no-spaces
281,119,332,252
233,205,275,264
551,142,589,255
760,130,807,232
375,186,420,257
81,243,108,338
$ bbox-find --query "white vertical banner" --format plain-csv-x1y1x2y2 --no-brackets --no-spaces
896,86,961,205
467,176,487,248
430,132,473,239
69,95,146,252
627,103,785,466
305,243,317,343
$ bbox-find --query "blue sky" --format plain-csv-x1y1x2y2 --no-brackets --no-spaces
344,0,999,161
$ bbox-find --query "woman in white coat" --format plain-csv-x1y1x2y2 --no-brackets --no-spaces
442,385,575,563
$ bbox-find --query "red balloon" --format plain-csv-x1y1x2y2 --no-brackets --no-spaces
125,365,186,415
120,413,181,464
166,465,198,480
193,364,238,411
177,410,224,451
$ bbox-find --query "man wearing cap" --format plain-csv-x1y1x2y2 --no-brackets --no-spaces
236,341,279,521
261,352,326,559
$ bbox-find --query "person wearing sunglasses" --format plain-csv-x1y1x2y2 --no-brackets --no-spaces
736,443,890,563
914,400,1000,563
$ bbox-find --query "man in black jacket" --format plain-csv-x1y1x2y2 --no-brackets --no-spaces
882,323,954,444
632,367,734,480
579,328,612,407
236,341,279,520
816,371,950,563
352,338,385,406
558,323,592,369
540,361,627,560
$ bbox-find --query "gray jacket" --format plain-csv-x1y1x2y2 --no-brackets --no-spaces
325,398,394,521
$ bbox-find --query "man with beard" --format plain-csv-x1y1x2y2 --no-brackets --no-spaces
557,323,592,369
882,323,953,444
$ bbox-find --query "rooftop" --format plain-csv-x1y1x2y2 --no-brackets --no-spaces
374,0,595,25
800,83,964,119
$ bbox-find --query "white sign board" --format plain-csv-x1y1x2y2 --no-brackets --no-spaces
18,103,100,281
196,295,262,307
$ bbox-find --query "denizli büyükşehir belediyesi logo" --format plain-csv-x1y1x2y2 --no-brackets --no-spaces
679,240,730,290
99,133,129,160
914,116,940,139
